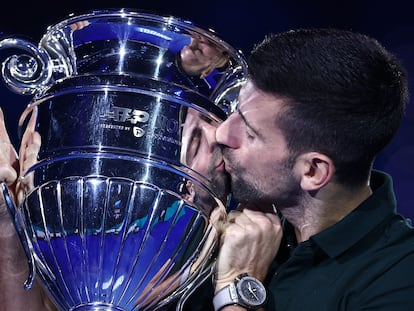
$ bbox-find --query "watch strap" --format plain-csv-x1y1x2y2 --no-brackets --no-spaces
213,283,238,311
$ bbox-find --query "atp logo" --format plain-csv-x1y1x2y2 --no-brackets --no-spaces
100,105,179,140
100,105,150,137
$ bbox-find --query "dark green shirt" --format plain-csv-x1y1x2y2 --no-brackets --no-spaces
266,170,414,310
176,170,414,310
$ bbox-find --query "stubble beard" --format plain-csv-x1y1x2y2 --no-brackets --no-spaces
227,153,302,208
196,147,231,205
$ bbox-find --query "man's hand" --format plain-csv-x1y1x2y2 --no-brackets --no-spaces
0,108,18,191
0,107,19,227
214,206,283,292
0,107,57,311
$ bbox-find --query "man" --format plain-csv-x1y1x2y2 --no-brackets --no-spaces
207,28,414,311
2,28,414,311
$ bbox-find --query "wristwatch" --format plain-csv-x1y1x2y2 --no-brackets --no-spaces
213,273,267,311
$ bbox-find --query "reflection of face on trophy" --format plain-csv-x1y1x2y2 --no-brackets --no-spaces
180,107,230,206
179,35,230,79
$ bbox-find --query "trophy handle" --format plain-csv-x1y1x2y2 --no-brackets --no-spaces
0,37,53,95
1,182,36,290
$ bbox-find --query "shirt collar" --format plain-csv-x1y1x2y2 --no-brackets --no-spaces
309,170,397,258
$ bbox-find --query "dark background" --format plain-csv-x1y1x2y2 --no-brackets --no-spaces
0,0,413,220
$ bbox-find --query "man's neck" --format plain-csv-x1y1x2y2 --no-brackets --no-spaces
280,183,373,242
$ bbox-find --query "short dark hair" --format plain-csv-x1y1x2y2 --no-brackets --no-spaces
248,28,409,187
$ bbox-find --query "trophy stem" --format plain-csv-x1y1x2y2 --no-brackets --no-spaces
70,304,125,311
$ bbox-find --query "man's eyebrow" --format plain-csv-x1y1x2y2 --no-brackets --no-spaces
237,108,263,139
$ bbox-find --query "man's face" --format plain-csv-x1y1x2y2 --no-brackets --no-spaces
216,80,302,208
181,108,230,202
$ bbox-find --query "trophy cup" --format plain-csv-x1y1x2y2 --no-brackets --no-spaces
0,9,247,311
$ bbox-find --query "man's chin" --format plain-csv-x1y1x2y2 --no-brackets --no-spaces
211,181,230,203
229,180,259,205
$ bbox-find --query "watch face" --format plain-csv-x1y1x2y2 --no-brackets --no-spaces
237,276,267,307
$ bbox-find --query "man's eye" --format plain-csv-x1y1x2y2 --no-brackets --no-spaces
246,129,255,140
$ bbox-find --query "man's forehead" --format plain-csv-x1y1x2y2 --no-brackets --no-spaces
238,80,282,115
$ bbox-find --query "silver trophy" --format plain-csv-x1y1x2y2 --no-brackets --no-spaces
0,9,247,311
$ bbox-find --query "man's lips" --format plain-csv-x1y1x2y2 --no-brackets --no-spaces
217,159,232,173
215,160,226,172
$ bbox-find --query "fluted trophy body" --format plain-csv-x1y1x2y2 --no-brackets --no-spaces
0,9,247,311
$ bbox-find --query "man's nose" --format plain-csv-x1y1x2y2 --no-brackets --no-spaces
216,117,239,149
189,36,201,49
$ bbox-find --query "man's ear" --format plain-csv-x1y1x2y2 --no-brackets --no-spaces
295,152,335,191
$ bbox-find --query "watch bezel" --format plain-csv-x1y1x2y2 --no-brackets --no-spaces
236,275,267,308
